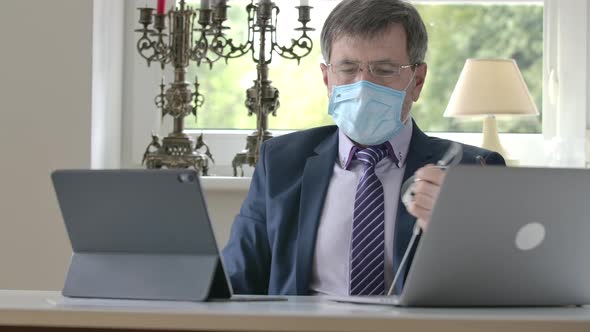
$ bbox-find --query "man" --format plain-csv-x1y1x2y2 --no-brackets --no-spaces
222,0,504,296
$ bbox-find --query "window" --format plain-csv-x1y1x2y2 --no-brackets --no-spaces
185,0,543,134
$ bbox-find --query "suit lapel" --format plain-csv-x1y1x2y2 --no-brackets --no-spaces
393,121,436,292
295,130,338,295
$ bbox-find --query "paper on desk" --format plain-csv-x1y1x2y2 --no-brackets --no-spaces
47,296,206,310
47,295,289,309
326,295,400,306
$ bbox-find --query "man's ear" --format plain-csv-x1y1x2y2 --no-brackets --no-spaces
320,63,331,96
411,63,428,102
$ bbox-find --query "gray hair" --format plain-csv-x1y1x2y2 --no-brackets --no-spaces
320,0,428,64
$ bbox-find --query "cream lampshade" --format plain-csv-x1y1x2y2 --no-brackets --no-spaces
444,59,538,165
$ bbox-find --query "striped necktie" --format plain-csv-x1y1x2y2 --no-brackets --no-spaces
349,145,389,295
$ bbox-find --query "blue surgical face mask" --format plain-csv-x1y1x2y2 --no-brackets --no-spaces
328,80,409,146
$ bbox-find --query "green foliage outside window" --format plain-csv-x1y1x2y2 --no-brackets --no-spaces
186,1,542,133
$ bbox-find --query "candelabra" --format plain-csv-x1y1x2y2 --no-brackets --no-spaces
136,0,225,175
216,0,313,177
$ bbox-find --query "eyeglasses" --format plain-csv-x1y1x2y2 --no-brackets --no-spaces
326,61,418,82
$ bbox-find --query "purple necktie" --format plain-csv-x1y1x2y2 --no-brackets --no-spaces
349,145,389,296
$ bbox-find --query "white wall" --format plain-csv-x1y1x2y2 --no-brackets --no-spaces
0,0,93,290
587,3,590,164
205,190,246,247
586,6,590,132
92,0,124,169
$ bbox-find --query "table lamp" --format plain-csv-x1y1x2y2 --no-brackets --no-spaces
444,59,538,165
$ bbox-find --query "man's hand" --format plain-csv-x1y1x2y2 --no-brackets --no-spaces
405,165,447,231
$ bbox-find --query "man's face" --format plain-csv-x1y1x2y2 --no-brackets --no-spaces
321,23,427,122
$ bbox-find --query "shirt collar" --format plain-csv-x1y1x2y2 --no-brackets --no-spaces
338,117,413,169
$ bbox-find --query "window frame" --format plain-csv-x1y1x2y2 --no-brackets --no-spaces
95,0,588,175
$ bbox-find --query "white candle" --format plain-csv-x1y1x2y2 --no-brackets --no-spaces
300,0,309,6
200,0,210,9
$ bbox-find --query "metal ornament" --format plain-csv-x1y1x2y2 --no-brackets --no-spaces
219,0,314,176
136,0,225,175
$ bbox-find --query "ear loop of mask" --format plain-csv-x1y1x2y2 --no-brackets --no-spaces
400,66,418,124
402,67,417,92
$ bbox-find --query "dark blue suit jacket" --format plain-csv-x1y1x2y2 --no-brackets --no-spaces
222,122,505,295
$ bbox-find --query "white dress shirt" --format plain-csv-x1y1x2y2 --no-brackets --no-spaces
309,121,413,296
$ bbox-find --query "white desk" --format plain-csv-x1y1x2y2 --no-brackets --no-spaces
1,290,589,332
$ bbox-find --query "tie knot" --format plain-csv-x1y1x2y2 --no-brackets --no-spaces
355,145,388,167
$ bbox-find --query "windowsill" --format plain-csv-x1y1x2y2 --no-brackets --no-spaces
201,176,251,191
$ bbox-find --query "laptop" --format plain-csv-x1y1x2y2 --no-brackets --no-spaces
51,169,284,302
330,165,590,306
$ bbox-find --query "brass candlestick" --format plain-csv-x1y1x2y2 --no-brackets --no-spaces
210,0,314,176
136,0,226,175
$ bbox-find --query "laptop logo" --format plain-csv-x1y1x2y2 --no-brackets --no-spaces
515,222,546,251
